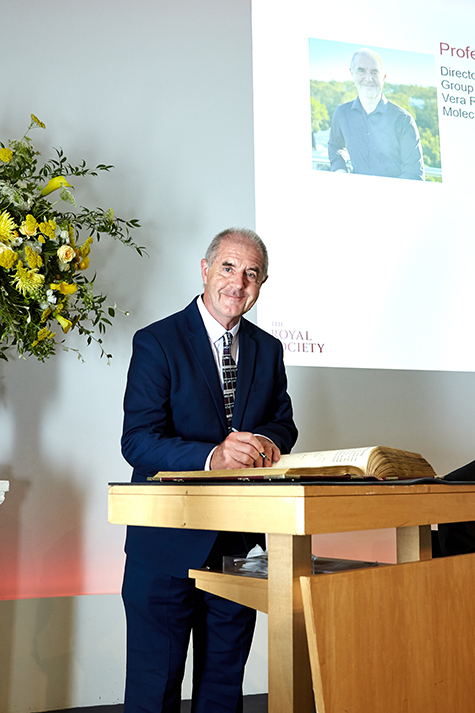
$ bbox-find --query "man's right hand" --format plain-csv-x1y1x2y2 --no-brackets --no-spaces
210,430,278,470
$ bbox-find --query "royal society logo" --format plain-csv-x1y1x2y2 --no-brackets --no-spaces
271,322,324,354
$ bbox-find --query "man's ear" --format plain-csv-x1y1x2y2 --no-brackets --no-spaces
200,258,208,284
260,275,268,286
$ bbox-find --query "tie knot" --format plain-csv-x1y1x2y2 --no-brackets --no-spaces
223,332,233,349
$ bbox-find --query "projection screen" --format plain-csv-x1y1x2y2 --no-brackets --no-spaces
253,0,475,371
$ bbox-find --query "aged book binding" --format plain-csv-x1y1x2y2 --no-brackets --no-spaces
150,446,439,482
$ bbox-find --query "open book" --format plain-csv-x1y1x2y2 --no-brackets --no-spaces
274,446,437,480
150,446,439,482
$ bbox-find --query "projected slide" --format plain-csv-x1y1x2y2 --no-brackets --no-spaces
252,0,475,371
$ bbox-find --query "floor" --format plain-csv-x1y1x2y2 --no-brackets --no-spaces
182,696,268,712
49,695,269,713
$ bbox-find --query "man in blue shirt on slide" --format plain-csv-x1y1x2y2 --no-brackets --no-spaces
328,48,425,180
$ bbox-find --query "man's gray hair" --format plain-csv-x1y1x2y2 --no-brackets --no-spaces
350,48,384,74
204,227,269,280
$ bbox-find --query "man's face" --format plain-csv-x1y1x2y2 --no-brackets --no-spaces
201,237,267,329
351,52,385,101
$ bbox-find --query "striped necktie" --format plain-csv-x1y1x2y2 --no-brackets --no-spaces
222,331,237,432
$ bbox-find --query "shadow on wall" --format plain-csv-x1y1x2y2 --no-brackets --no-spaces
0,597,77,713
0,353,85,712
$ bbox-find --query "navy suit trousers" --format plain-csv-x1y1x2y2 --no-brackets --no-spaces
122,545,257,712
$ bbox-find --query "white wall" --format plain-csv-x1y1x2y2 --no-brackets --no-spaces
0,595,267,710
288,366,475,560
0,0,261,709
1,0,475,711
0,0,257,603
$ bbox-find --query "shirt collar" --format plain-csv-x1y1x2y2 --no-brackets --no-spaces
352,94,388,114
197,295,241,344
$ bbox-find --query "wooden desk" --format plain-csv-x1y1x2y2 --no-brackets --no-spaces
108,480,475,713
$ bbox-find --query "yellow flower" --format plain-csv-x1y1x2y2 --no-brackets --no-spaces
78,256,90,270
57,244,75,263
0,245,17,269
39,219,57,241
31,114,46,129
54,313,72,333
41,307,52,322
13,261,45,295
0,148,13,163
32,326,56,346
79,236,93,258
0,209,17,244
20,214,38,238
24,245,42,269
41,176,72,197
50,281,77,295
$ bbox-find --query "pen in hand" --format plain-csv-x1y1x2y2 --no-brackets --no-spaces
231,428,271,461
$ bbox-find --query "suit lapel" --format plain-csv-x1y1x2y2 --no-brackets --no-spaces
185,300,228,434
232,319,257,430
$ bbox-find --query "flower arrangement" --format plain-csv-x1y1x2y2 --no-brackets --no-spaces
0,114,144,362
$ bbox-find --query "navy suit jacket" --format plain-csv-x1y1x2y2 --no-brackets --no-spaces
121,297,297,577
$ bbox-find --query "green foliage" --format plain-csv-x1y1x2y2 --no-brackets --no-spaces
419,128,441,167
310,79,356,120
310,98,330,132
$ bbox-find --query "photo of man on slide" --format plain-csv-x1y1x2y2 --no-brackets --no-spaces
328,48,425,179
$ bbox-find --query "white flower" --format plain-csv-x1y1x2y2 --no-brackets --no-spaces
60,187,76,206
0,182,15,200
28,240,42,255
46,289,57,305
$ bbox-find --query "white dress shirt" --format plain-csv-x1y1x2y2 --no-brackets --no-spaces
196,296,273,470
197,295,240,387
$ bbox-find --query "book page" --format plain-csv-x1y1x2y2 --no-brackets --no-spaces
275,447,376,470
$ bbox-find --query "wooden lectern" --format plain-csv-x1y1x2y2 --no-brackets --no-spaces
108,480,475,713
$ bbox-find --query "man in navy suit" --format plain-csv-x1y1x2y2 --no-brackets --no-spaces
121,228,297,713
